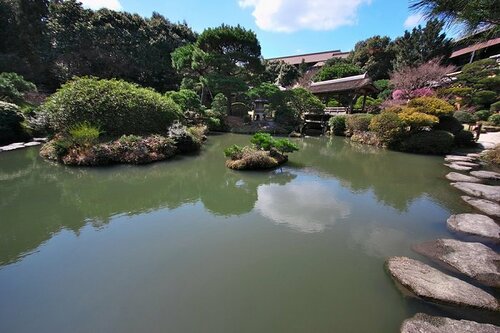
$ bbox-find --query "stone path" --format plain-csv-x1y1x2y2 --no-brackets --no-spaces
451,182,500,202
462,196,500,217
471,171,500,181
413,239,500,287
447,214,500,242
0,138,47,152
401,313,500,333
445,163,473,171
386,257,499,311
446,172,482,183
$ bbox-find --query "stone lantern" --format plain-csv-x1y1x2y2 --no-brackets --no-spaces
248,99,268,121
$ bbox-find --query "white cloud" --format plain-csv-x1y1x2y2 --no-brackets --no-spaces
404,13,424,29
239,0,371,33
79,0,122,11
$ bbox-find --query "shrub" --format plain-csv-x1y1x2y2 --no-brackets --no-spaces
412,88,434,98
433,116,463,135
166,89,202,113
481,146,500,166
327,98,340,107
474,110,492,121
224,144,243,159
0,101,26,145
369,112,405,146
490,101,500,112
0,72,36,103
42,77,181,136
453,111,477,124
346,114,373,133
118,134,142,144
407,97,455,117
353,96,381,111
329,116,346,136
437,87,473,99
471,90,497,107
211,93,228,115
488,114,500,126
69,122,101,147
398,110,439,130
225,148,284,170
350,131,382,146
289,88,325,114
274,138,299,154
454,130,476,147
399,130,454,155
251,132,275,150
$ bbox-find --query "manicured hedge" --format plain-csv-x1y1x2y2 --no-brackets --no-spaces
399,130,454,155
42,77,182,135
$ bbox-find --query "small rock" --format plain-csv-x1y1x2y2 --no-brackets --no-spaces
462,196,500,217
386,257,499,311
479,142,496,150
33,137,48,142
445,163,472,171
452,182,500,202
447,214,500,242
401,313,500,333
413,239,500,287
452,161,480,168
0,144,25,151
445,155,475,162
24,141,41,147
446,172,482,183
467,153,482,158
471,171,500,181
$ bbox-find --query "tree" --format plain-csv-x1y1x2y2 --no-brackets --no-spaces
348,35,395,80
410,0,500,35
262,60,300,87
314,59,363,82
392,19,452,70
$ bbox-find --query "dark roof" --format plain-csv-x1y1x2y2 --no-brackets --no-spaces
308,73,377,94
450,37,500,58
267,50,350,66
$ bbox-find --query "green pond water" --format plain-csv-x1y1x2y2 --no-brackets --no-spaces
1,134,498,333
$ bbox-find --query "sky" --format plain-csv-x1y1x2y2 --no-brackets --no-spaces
78,0,429,58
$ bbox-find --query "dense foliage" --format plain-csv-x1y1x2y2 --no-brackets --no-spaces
348,36,394,80
314,59,363,82
42,77,182,135
0,101,27,145
0,72,37,103
329,116,347,136
399,130,454,154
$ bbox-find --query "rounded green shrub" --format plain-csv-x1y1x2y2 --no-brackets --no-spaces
433,116,463,135
329,115,346,136
399,130,454,155
274,138,299,154
165,89,202,113
454,130,476,147
488,114,500,126
407,97,455,117
0,101,27,145
346,114,373,133
490,101,500,112
42,77,182,136
251,132,275,150
474,110,492,121
69,122,102,147
453,111,477,124
472,90,497,107
211,93,228,115
369,112,405,146
0,72,36,103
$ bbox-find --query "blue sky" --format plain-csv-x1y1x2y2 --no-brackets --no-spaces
79,0,429,58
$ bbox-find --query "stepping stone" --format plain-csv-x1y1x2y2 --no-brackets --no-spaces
446,172,482,183
445,163,472,171
462,196,500,217
386,257,499,311
467,153,482,158
0,143,25,151
451,182,500,202
413,239,500,287
401,313,500,333
479,142,497,150
471,171,500,181
33,137,48,142
445,155,475,162
453,161,480,168
447,214,500,242
24,141,41,147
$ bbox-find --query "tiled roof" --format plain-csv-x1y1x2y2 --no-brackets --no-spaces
267,50,350,65
450,37,500,58
309,73,377,94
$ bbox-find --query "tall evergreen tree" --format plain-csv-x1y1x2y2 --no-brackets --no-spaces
348,35,395,80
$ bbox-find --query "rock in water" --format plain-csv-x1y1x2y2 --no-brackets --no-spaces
401,313,500,333
446,172,482,183
451,182,500,202
447,214,500,242
471,171,500,181
386,257,499,311
452,161,480,168
445,163,473,171
413,239,500,287
445,155,476,162
462,196,500,217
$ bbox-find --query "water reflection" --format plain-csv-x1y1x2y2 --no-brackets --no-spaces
255,181,351,233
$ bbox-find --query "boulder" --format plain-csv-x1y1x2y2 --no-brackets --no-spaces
451,183,500,202
471,171,500,181
445,163,472,171
445,155,476,162
413,239,500,287
462,196,500,217
447,214,500,242
386,257,499,311
446,172,482,183
401,313,500,333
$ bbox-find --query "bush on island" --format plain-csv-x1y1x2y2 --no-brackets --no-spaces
399,130,454,155
42,77,182,135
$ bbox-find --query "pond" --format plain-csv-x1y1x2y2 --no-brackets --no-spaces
0,134,498,332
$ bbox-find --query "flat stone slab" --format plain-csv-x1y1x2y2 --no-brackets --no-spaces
467,153,482,158
453,161,480,168
462,196,500,217
479,142,497,150
413,239,500,287
33,137,48,142
445,156,476,163
401,313,500,333
447,214,500,242
386,257,499,311
24,141,41,147
0,143,25,151
445,163,473,171
471,171,500,181
446,172,482,183
452,182,500,202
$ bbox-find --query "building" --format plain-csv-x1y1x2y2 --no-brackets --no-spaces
266,50,349,68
